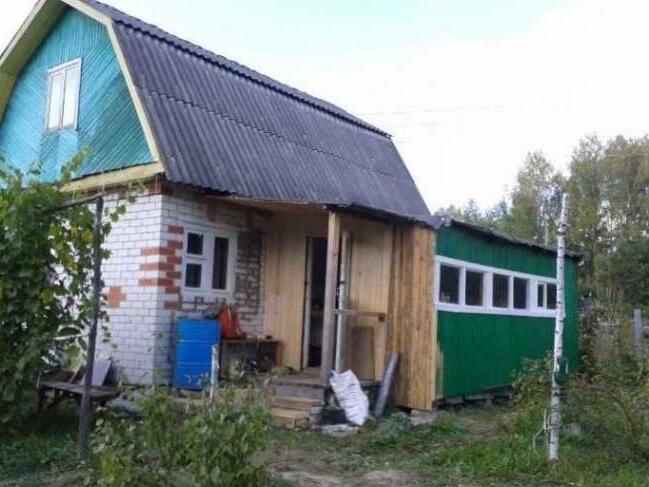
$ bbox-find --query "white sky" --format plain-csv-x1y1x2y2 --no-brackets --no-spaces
2,0,649,211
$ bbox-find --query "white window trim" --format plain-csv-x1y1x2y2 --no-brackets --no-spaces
45,58,82,132
181,224,238,299
435,255,558,318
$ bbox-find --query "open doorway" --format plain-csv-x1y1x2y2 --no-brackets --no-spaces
302,237,327,369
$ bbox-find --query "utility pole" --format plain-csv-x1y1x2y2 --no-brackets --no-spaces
78,196,104,460
548,193,569,462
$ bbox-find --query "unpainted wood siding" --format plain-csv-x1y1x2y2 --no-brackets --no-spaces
340,214,394,380
388,224,436,411
262,211,327,369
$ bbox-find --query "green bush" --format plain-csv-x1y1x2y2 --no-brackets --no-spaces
0,156,126,430
564,343,649,462
91,383,271,487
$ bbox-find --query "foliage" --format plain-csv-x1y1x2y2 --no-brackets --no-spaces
564,340,649,462
362,411,464,453
439,133,649,313
91,382,271,487
0,400,78,483
0,155,127,430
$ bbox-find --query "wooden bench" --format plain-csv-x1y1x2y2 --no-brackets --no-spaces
37,358,120,411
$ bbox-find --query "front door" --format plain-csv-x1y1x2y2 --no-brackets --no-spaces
302,237,327,368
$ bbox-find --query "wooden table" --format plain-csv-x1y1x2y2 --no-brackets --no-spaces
220,339,280,378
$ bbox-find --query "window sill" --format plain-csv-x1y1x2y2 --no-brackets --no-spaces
436,301,557,318
181,288,234,301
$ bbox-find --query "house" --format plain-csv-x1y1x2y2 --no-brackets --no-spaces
0,0,578,412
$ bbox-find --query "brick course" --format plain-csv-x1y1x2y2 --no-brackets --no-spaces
99,187,269,385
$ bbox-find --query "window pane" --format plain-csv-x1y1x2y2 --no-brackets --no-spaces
187,233,204,255
439,265,460,304
493,274,509,308
537,284,545,308
465,270,483,306
514,277,528,309
212,237,229,290
547,284,557,309
185,263,202,288
62,63,80,127
47,72,64,129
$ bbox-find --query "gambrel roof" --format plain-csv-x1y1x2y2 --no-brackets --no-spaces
0,0,431,224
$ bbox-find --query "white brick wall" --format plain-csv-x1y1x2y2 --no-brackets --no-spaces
98,185,269,385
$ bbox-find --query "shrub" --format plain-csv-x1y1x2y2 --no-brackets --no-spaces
564,342,649,462
0,156,126,430
91,382,271,487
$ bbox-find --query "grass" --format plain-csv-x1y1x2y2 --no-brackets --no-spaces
267,405,649,486
3,399,649,486
0,402,79,486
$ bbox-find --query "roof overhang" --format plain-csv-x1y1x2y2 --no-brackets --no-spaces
0,0,165,190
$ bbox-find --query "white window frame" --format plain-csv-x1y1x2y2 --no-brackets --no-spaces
181,225,237,298
534,280,558,311
45,58,82,132
434,255,557,318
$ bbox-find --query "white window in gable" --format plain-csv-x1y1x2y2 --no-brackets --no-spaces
183,229,235,294
46,59,81,131
465,270,484,306
439,264,460,304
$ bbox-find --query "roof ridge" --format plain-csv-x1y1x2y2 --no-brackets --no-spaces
83,0,390,137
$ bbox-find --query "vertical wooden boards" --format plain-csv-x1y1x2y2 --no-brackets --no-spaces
340,214,393,380
435,225,580,399
388,224,436,411
320,212,341,383
262,209,327,369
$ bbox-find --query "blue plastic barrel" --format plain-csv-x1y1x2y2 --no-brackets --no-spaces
173,318,221,390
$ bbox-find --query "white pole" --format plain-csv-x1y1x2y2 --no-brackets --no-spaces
210,344,220,401
549,193,569,461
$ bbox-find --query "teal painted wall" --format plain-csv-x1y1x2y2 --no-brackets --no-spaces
436,226,579,398
0,8,152,181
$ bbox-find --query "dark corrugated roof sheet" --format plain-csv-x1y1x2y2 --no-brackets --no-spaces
435,216,581,259
82,0,431,224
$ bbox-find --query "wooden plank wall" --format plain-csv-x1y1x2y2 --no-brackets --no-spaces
388,224,436,411
340,214,393,380
262,210,327,369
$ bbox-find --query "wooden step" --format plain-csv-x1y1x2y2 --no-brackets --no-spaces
271,407,311,430
273,396,323,412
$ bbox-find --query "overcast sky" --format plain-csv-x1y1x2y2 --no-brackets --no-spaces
2,0,649,210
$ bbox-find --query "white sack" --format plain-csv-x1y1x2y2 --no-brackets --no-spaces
329,370,370,426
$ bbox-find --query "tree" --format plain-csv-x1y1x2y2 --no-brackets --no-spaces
509,152,565,245
0,156,123,429
566,136,607,293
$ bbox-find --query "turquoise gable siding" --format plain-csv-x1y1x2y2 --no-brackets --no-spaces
0,8,152,181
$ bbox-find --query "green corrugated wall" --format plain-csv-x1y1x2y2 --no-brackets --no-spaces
0,8,152,181
435,226,579,398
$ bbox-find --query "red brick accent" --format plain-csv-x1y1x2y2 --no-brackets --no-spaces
168,225,184,235
166,256,182,265
165,286,181,295
141,246,175,257
106,286,126,309
164,301,179,310
166,271,182,280
139,277,174,288
140,262,175,272
168,240,183,250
